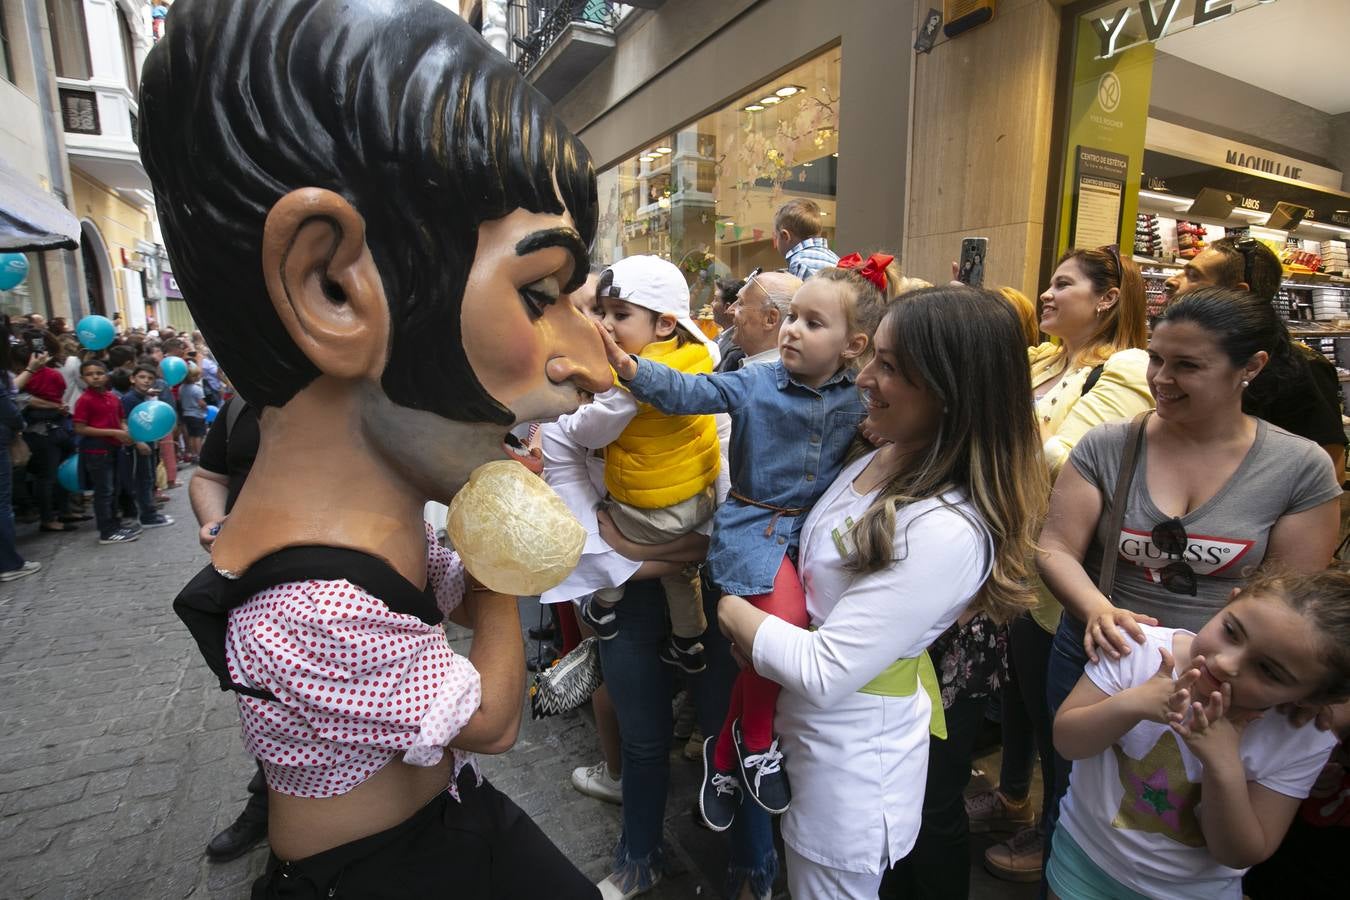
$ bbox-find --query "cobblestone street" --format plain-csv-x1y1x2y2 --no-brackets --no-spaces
0,484,1034,899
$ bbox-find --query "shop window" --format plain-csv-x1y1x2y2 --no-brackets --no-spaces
0,253,52,319
594,46,841,312
1056,0,1350,322
117,2,137,101
45,0,91,80
59,87,99,134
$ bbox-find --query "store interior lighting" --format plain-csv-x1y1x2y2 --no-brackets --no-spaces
744,103,765,112
1139,190,1350,238
655,146,672,154
759,96,782,105
639,155,655,163
775,85,803,97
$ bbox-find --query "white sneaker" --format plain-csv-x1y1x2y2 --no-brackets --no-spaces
597,869,661,900
0,561,40,582
570,760,622,805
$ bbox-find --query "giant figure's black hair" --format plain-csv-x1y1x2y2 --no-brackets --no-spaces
139,0,597,423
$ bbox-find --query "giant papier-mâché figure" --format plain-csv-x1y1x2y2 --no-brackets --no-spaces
145,1,612,895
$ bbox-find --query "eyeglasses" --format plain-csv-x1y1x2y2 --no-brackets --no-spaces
734,267,764,306
1233,237,1261,292
1100,244,1123,281
597,268,622,300
1151,517,1198,596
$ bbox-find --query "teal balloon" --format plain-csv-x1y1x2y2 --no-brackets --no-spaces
58,456,81,493
0,253,28,291
75,315,116,350
160,356,188,386
127,399,177,443
204,404,220,424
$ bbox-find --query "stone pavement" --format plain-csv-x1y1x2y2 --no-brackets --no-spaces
0,482,1037,899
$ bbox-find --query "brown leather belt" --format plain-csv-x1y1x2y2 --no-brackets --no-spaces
727,488,809,537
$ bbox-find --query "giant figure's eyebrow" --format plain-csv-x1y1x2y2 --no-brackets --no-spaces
515,228,590,292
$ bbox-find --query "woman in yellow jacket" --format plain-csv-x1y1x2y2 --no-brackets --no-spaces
974,247,1153,885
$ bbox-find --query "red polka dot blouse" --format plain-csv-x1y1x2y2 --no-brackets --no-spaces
224,525,481,798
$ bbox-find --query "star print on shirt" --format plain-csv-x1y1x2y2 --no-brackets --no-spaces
1110,732,1205,847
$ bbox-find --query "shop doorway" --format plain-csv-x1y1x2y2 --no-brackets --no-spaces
79,220,113,318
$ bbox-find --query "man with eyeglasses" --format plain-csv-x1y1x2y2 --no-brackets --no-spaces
1164,236,1346,476
730,269,803,368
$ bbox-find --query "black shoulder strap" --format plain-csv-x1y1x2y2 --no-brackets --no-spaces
224,397,246,440
1081,363,1106,396
173,546,443,701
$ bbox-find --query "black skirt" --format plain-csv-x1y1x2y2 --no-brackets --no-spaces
252,768,599,899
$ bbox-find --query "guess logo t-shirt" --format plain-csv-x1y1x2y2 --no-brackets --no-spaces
1068,419,1341,632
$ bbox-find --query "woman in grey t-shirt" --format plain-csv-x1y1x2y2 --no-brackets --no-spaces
1037,287,1342,860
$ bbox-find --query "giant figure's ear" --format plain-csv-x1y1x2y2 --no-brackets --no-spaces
261,188,389,381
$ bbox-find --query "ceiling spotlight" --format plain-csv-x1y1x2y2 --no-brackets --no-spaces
832,152,839,157
639,155,655,162
775,86,801,98
802,162,813,167
759,96,782,105
655,146,672,154
744,104,765,112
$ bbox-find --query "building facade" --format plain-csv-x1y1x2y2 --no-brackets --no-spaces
494,0,1350,311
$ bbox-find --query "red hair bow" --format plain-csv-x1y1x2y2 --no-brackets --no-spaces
837,252,894,293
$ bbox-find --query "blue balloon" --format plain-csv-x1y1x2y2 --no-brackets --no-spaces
204,404,220,424
160,355,188,386
75,314,116,350
58,455,82,493
0,253,29,291
127,399,177,443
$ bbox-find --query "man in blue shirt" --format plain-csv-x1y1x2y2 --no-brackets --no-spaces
773,198,838,280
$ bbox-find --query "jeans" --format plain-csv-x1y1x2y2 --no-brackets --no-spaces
598,577,776,897
879,695,989,900
81,452,120,538
1042,615,1090,885
121,446,158,523
999,614,1055,826
0,431,24,572
22,426,71,524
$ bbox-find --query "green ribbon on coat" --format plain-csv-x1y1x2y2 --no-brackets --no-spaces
856,651,947,740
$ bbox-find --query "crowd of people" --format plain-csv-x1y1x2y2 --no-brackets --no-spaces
508,198,1350,900
1,312,228,578
115,3,1348,898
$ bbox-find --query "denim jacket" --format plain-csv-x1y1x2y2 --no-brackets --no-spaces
626,357,864,595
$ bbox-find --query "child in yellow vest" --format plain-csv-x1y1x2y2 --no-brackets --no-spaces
562,256,721,673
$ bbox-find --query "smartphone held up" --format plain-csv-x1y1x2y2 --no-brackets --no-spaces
957,237,988,288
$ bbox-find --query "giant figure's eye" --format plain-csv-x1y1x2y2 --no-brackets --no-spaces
520,286,558,318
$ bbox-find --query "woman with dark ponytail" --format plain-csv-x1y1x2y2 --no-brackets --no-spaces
1038,286,1343,870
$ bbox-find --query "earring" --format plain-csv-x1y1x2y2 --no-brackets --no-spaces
1095,307,1103,318
1241,380,1250,389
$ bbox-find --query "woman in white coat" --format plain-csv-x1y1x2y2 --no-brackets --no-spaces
718,285,1049,898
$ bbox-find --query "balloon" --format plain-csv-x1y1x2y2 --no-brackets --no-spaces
205,404,220,424
58,456,82,493
0,253,29,291
127,399,177,443
160,356,188,386
75,315,116,350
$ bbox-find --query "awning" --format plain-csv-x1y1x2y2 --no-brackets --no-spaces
0,156,80,252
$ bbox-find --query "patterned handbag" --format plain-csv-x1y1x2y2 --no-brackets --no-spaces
529,636,602,719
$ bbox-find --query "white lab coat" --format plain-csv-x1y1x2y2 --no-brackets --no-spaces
752,450,991,875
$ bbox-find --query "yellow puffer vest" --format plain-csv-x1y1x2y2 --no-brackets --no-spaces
606,337,721,509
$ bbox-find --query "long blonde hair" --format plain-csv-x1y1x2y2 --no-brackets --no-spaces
849,286,1049,624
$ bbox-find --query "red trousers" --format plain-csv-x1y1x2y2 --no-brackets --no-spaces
713,557,808,771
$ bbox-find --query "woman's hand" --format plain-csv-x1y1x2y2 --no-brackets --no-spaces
596,507,644,561
1083,603,1157,663
199,516,226,552
594,321,637,381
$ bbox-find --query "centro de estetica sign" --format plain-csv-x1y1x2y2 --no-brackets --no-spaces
1091,0,1277,59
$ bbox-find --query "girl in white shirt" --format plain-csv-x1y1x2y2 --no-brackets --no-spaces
717,286,1049,899
1051,567,1349,900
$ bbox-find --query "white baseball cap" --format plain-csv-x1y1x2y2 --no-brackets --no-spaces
598,256,720,364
